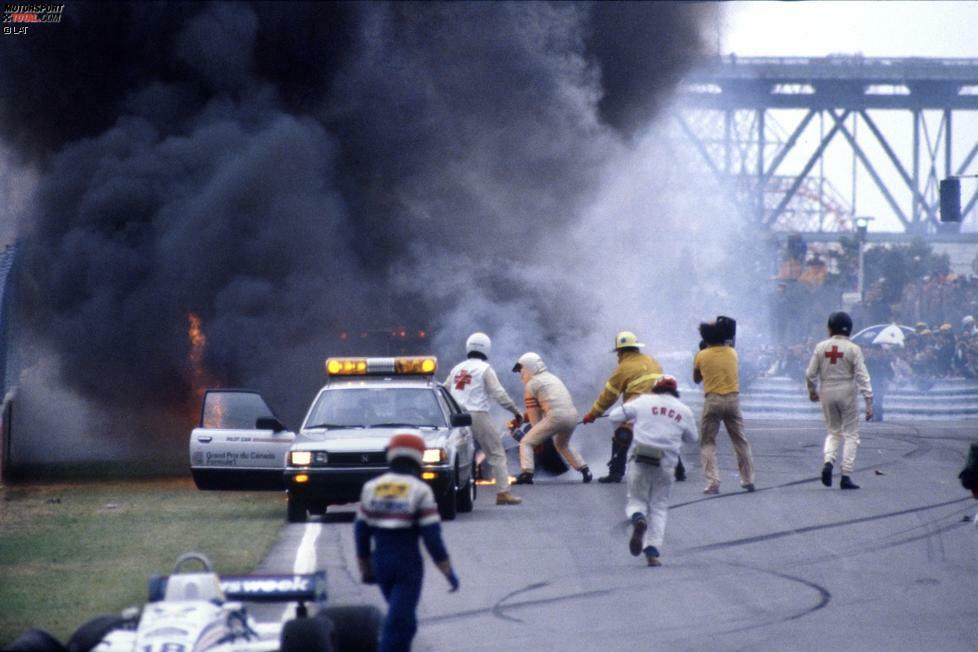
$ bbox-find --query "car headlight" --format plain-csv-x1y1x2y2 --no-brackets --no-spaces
290,451,312,466
422,448,447,464
312,451,328,465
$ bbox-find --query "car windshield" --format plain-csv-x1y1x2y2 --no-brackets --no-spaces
304,387,446,430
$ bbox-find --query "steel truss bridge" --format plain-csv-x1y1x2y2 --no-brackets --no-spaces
675,55,978,243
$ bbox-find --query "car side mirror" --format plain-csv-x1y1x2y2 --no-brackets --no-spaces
256,417,286,432
450,413,472,427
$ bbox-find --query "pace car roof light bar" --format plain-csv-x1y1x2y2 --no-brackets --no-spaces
325,356,438,377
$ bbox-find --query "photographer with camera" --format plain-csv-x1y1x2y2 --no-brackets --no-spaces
693,316,756,494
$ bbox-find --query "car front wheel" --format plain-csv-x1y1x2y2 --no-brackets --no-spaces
437,474,457,521
455,458,475,513
287,492,308,523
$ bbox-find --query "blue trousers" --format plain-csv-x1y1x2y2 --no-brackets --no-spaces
375,545,424,652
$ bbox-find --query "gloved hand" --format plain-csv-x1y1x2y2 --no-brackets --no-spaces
512,412,523,426
808,390,819,403
447,570,460,593
865,401,874,422
582,413,596,424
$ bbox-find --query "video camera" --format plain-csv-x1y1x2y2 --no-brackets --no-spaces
717,315,736,347
699,315,737,348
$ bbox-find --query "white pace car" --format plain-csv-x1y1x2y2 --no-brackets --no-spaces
6,552,380,652
190,356,477,524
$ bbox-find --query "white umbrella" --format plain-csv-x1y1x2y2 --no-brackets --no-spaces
852,323,916,347
870,324,911,347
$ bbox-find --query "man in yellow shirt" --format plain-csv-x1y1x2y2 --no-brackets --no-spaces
583,331,687,483
693,318,755,494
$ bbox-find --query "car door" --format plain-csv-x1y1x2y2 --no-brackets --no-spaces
190,389,295,490
438,386,473,481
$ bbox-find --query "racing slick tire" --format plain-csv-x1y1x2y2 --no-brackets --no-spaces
536,437,570,476
5,628,68,651
437,474,458,521
455,457,475,514
281,615,335,652
323,605,382,652
66,614,131,652
287,492,308,523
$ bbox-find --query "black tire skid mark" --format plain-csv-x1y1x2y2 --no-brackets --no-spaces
671,422,964,511
704,562,832,637
681,496,969,555
670,469,866,510
418,564,826,639
787,518,967,569
422,425,970,631
871,422,972,459
883,501,975,539
885,423,931,459
490,581,548,623
921,509,946,562
419,581,613,625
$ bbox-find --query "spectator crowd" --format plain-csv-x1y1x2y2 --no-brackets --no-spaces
763,237,978,389
753,316,978,388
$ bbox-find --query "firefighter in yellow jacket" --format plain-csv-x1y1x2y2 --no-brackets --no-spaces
582,331,685,483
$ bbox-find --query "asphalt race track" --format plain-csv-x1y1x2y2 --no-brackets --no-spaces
256,419,978,651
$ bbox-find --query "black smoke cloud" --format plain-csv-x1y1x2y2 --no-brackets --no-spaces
0,1,710,459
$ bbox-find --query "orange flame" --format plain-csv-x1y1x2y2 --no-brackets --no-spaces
187,312,217,398
475,475,518,486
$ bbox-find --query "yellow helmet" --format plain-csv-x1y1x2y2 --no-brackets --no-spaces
612,330,644,352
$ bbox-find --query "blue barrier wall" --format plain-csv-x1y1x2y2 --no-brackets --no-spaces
681,376,978,421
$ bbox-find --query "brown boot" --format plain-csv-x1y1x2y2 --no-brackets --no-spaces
495,491,523,505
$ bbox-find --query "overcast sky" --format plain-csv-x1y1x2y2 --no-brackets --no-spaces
722,1,977,59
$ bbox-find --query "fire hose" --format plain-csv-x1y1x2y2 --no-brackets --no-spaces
499,414,609,477
505,413,607,437
576,414,609,426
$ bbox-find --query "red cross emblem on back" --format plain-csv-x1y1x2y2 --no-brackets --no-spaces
825,345,844,364
454,370,473,391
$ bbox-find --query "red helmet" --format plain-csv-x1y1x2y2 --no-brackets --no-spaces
386,432,426,464
652,375,678,393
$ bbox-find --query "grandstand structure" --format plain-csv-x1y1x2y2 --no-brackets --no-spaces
675,55,978,243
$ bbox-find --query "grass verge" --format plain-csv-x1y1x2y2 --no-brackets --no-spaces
0,478,284,647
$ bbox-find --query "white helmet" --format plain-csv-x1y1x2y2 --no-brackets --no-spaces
465,332,491,357
512,352,546,375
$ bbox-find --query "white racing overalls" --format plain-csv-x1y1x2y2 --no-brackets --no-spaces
610,393,698,551
805,335,873,474
520,370,585,474
445,358,521,492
